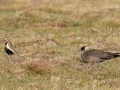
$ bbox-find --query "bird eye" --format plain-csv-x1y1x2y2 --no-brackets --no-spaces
81,46,86,51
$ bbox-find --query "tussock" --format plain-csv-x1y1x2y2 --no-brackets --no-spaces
21,60,53,75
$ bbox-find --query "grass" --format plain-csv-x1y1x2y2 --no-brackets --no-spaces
0,0,120,90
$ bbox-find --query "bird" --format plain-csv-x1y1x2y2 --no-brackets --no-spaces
4,37,19,56
79,46,120,63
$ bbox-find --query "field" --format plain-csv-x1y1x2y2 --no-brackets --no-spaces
0,0,120,90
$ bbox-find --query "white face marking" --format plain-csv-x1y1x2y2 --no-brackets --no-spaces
84,47,89,50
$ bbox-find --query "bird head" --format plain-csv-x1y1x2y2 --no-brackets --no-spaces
4,37,10,44
78,46,89,51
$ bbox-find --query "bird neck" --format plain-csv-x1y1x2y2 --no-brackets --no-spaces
5,42,8,45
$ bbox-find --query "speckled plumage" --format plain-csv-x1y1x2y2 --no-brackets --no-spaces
4,37,19,56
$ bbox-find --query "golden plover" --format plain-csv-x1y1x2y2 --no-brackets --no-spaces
4,37,19,56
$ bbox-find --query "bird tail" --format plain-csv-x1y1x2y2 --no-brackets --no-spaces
113,53,120,58
106,52,120,58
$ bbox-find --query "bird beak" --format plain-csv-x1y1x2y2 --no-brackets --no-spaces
78,49,81,52
3,39,6,42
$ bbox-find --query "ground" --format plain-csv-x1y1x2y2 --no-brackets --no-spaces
0,0,120,90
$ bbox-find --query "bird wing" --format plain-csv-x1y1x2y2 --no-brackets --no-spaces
86,49,112,59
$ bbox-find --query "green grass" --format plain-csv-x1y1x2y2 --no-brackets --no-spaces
0,0,120,90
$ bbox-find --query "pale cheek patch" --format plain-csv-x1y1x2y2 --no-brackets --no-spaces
85,47,89,50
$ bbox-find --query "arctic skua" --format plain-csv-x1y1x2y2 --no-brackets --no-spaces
79,46,120,63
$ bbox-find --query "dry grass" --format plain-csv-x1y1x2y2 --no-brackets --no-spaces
21,59,53,74
0,0,120,90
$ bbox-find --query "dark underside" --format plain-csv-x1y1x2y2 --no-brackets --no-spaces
4,47,14,55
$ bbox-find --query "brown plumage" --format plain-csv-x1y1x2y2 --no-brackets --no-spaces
79,46,120,63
